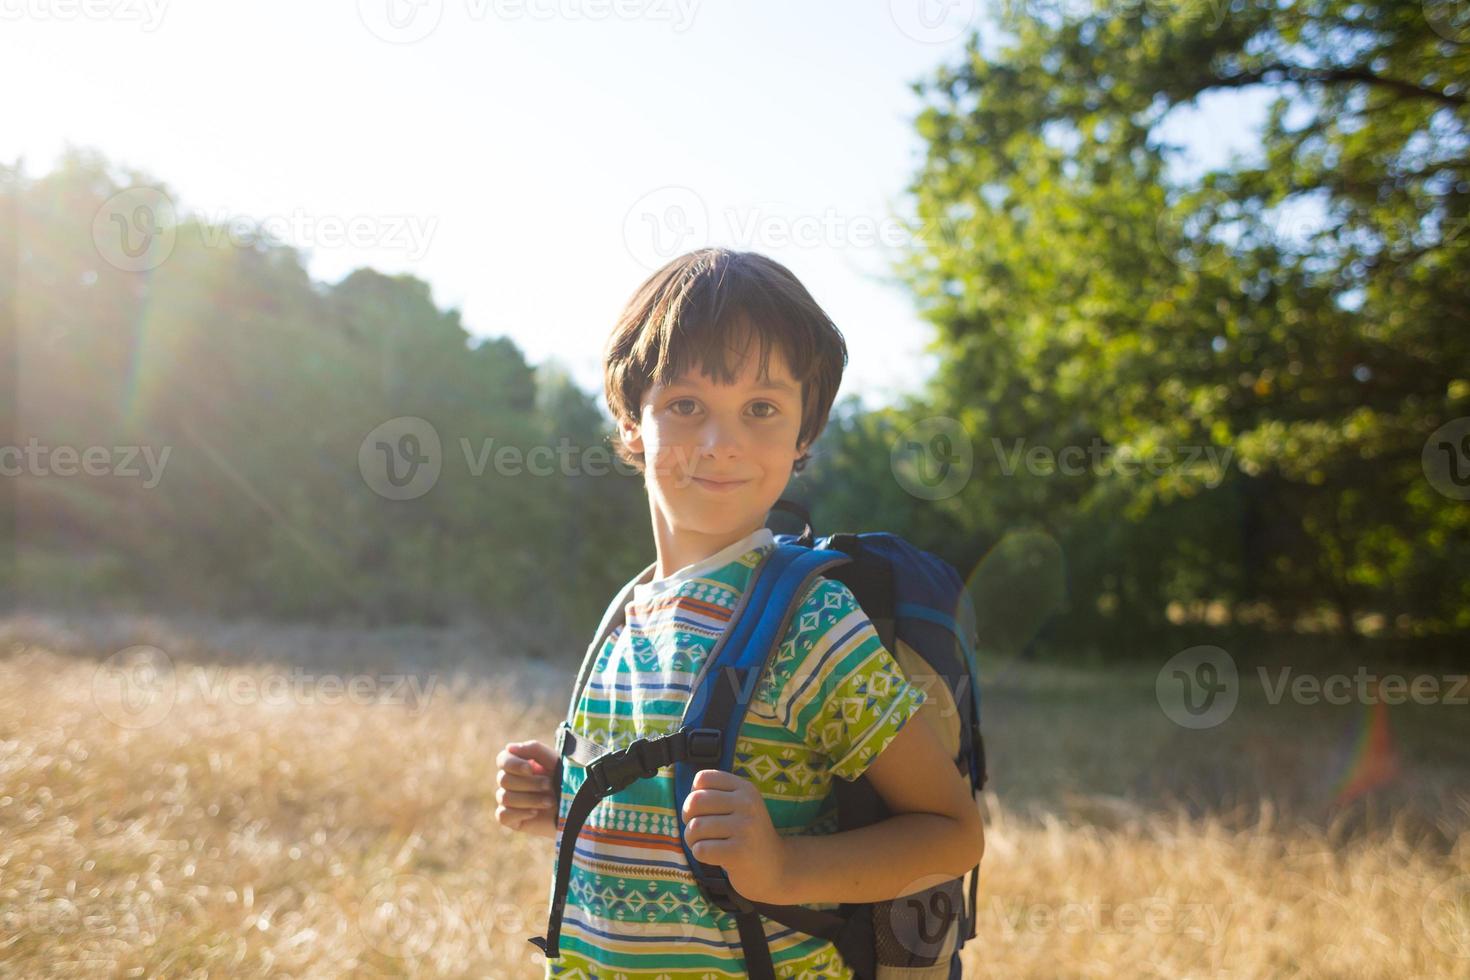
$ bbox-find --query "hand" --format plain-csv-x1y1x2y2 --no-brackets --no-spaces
495,740,559,840
681,769,788,906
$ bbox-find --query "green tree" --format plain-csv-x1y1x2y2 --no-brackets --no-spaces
2,147,649,658
897,0,1469,645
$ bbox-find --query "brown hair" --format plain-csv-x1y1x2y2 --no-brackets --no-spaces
604,248,848,476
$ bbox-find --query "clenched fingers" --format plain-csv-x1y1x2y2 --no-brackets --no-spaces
497,779,555,810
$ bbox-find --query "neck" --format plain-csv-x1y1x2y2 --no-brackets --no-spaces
648,505,765,580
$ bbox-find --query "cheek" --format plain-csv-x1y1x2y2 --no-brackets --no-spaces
640,425,695,477
757,422,802,456
635,416,670,452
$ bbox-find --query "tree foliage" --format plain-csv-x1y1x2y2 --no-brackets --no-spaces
888,0,1468,644
4,148,647,656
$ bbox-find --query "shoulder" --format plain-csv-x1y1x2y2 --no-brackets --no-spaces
761,575,870,659
766,576,879,687
762,574,930,778
790,575,864,627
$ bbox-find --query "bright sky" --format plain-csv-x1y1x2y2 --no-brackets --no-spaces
1,0,1268,415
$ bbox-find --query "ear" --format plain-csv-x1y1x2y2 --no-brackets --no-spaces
619,416,644,455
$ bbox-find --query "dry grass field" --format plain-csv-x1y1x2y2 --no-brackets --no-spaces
1,612,1467,978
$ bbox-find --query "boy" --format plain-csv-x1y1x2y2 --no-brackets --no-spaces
496,248,984,978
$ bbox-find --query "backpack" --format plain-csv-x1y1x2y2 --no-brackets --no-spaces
529,498,987,980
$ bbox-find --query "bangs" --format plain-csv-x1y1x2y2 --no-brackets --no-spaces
642,258,820,393
657,308,811,394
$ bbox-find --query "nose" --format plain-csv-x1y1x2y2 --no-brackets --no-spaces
697,411,743,460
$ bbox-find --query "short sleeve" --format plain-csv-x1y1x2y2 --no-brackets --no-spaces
763,578,928,782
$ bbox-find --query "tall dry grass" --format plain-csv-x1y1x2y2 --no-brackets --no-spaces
1,613,1467,978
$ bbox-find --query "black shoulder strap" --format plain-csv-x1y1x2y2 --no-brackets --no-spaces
528,726,724,960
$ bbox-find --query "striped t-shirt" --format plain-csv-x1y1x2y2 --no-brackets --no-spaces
544,526,929,979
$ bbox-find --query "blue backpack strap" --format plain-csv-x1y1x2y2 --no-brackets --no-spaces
673,543,855,980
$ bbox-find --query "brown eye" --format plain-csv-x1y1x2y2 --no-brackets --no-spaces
668,399,697,416
750,402,778,418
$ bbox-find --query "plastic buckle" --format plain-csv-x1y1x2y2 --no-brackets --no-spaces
589,737,654,796
686,728,722,765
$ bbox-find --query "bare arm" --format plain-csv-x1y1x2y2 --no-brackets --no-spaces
777,712,984,905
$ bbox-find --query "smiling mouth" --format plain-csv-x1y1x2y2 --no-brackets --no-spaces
691,477,749,491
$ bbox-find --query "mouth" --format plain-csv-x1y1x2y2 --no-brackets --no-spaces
691,477,750,492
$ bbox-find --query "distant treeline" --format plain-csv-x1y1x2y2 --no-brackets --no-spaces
2,149,650,656
3,0,1467,661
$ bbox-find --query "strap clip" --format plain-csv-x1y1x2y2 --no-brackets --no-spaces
588,736,658,796
686,727,722,765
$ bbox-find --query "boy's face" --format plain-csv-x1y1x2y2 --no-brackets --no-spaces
619,337,806,539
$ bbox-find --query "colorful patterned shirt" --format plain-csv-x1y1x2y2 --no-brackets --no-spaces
544,527,929,979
